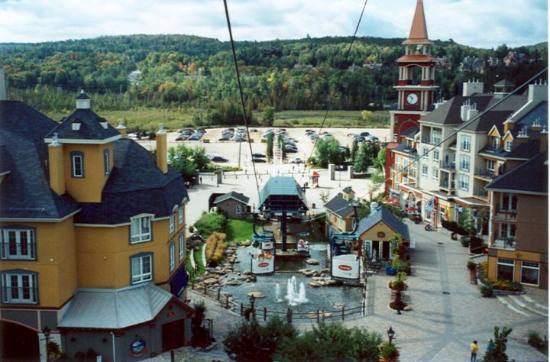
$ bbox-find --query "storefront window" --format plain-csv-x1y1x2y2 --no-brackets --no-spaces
521,261,539,285
497,258,514,281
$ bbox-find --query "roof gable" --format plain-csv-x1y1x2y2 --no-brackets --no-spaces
45,109,120,143
356,206,410,241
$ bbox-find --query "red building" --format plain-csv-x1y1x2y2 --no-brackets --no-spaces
385,0,438,194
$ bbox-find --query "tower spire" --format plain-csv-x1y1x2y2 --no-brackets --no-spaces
403,0,431,45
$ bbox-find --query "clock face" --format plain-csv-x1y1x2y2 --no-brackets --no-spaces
407,93,418,105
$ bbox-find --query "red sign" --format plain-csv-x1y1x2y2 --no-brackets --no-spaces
258,262,269,268
338,265,352,271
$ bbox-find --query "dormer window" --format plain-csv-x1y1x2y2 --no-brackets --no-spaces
72,122,81,131
71,151,84,178
491,137,500,150
100,121,109,130
505,141,512,152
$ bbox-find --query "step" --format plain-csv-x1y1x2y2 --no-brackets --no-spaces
520,295,548,310
496,295,531,317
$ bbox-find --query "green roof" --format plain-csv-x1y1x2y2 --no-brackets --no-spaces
259,176,305,208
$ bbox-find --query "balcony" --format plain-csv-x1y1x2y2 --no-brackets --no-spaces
440,161,456,171
493,210,517,222
473,190,489,202
474,168,497,181
440,180,455,192
491,238,516,251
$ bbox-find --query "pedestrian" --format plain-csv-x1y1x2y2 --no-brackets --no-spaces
486,339,495,354
199,176,202,184
470,340,479,362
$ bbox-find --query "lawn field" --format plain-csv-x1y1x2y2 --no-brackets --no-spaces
46,108,390,131
226,219,254,245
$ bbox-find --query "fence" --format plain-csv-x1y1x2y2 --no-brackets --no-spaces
189,282,367,324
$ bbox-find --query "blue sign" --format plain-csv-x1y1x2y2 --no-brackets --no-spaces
130,336,146,357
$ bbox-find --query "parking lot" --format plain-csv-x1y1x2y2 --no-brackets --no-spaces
137,127,391,170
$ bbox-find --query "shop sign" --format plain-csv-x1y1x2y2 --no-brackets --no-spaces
130,336,146,357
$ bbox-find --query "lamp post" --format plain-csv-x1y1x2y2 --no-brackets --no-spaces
43,326,51,362
387,327,395,345
249,294,256,321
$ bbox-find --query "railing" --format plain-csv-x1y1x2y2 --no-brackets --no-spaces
440,161,456,170
1,287,37,304
492,238,516,250
493,210,517,222
475,168,497,179
439,181,455,191
474,190,489,200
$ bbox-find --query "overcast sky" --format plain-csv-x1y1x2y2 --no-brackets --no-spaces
0,0,547,48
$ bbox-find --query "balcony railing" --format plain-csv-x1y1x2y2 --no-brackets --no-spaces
474,190,489,201
491,238,516,250
474,168,497,179
440,181,455,191
440,161,456,170
493,210,517,222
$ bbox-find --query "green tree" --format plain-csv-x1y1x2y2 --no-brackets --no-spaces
313,138,344,168
224,317,298,362
262,106,275,126
168,144,211,177
276,323,382,362
483,326,513,362
351,139,359,162
373,148,386,171
354,143,371,172
266,133,274,161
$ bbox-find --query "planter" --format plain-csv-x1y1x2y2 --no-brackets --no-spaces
389,281,407,291
385,266,397,276
451,232,458,240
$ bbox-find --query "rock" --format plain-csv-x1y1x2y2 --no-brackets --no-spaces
242,271,252,276
241,240,251,246
225,280,242,286
321,268,330,273
203,278,218,285
332,303,344,309
309,281,321,287
326,279,338,286
305,258,320,265
247,291,265,299
313,271,321,277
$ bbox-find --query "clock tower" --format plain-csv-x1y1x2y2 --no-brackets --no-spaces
389,0,438,140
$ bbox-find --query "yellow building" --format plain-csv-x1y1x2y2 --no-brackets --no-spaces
0,86,193,361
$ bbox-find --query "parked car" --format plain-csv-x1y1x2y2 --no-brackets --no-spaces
175,134,190,141
252,153,266,158
188,132,202,141
360,131,370,137
285,144,298,153
252,158,266,163
209,156,228,163
291,157,303,164
250,128,258,132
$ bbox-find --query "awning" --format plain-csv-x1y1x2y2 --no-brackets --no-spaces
170,265,188,297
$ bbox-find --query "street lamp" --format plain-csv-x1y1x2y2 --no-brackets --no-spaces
43,326,51,361
249,294,256,321
387,327,395,345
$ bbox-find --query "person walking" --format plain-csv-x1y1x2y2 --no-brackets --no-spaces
470,340,479,362
486,339,495,354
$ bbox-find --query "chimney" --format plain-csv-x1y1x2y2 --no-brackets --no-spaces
540,127,548,152
528,80,548,103
116,119,127,138
48,133,65,195
0,69,7,101
342,187,355,201
76,89,91,109
503,120,514,133
156,125,168,173
531,117,542,132
461,100,478,121
462,79,484,97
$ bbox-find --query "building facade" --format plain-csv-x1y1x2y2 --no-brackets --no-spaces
0,76,193,361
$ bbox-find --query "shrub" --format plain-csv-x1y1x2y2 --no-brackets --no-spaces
460,236,470,247
379,341,399,362
467,261,477,270
205,232,227,265
483,326,512,362
194,212,227,238
480,283,494,298
528,331,548,353
492,279,523,292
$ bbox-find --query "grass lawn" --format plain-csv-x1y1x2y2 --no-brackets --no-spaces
273,110,390,128
226,219,253,245
194,245,207,274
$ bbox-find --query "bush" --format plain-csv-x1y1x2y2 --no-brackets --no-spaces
492,279,523,292
480,283,494,298
460,236,470,247
528,331,548,353
379,341,399,362
467,261,477,270
194,212,227,238
205,232,227,265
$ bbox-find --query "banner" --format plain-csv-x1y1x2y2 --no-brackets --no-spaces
251,251,274,274
331,254,360,280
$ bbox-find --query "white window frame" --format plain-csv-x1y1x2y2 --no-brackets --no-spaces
520,261,540,286
1,229,36,260
178,206,184,224
1,272,38,304
433,149,440,161
169,214,175,234
461,135,471,152
179,233,185,261
169,241,176,272
235,204,242,215
496,258,514,281
486,159,495,173
458,174,469,191
459,155,470,172
505,141,513,152
501,193,517,212
103,149,110,176
431,128,442,145
131,253,153,284
71,153,84,177
431,167,439,180
130,215,152,244
499,223,516,239
421,164,428,176
491,137,500,150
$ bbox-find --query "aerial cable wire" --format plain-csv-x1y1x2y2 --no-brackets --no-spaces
223,0,262,202
301,0,370,181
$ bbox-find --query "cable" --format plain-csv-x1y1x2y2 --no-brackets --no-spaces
223,0,262,201
302,0,370,180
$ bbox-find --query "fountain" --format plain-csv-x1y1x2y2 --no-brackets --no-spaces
275,283,283,302
285,276,309,306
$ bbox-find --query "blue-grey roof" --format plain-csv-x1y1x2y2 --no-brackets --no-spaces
45,108,120,141
214,191,249,205
259,176,305,206
401,126,419,139
0,101,79,219
486,152,547,195
75,138,188,224
356,206,410,241
59,283,174,329
510,102,548,137
393,142,417,156
324,193,354,218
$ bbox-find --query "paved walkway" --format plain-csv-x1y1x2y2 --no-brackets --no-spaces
343,220,548,362
151,220,548,362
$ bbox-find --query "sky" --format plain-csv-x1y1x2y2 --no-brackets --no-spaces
0,0,547,48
